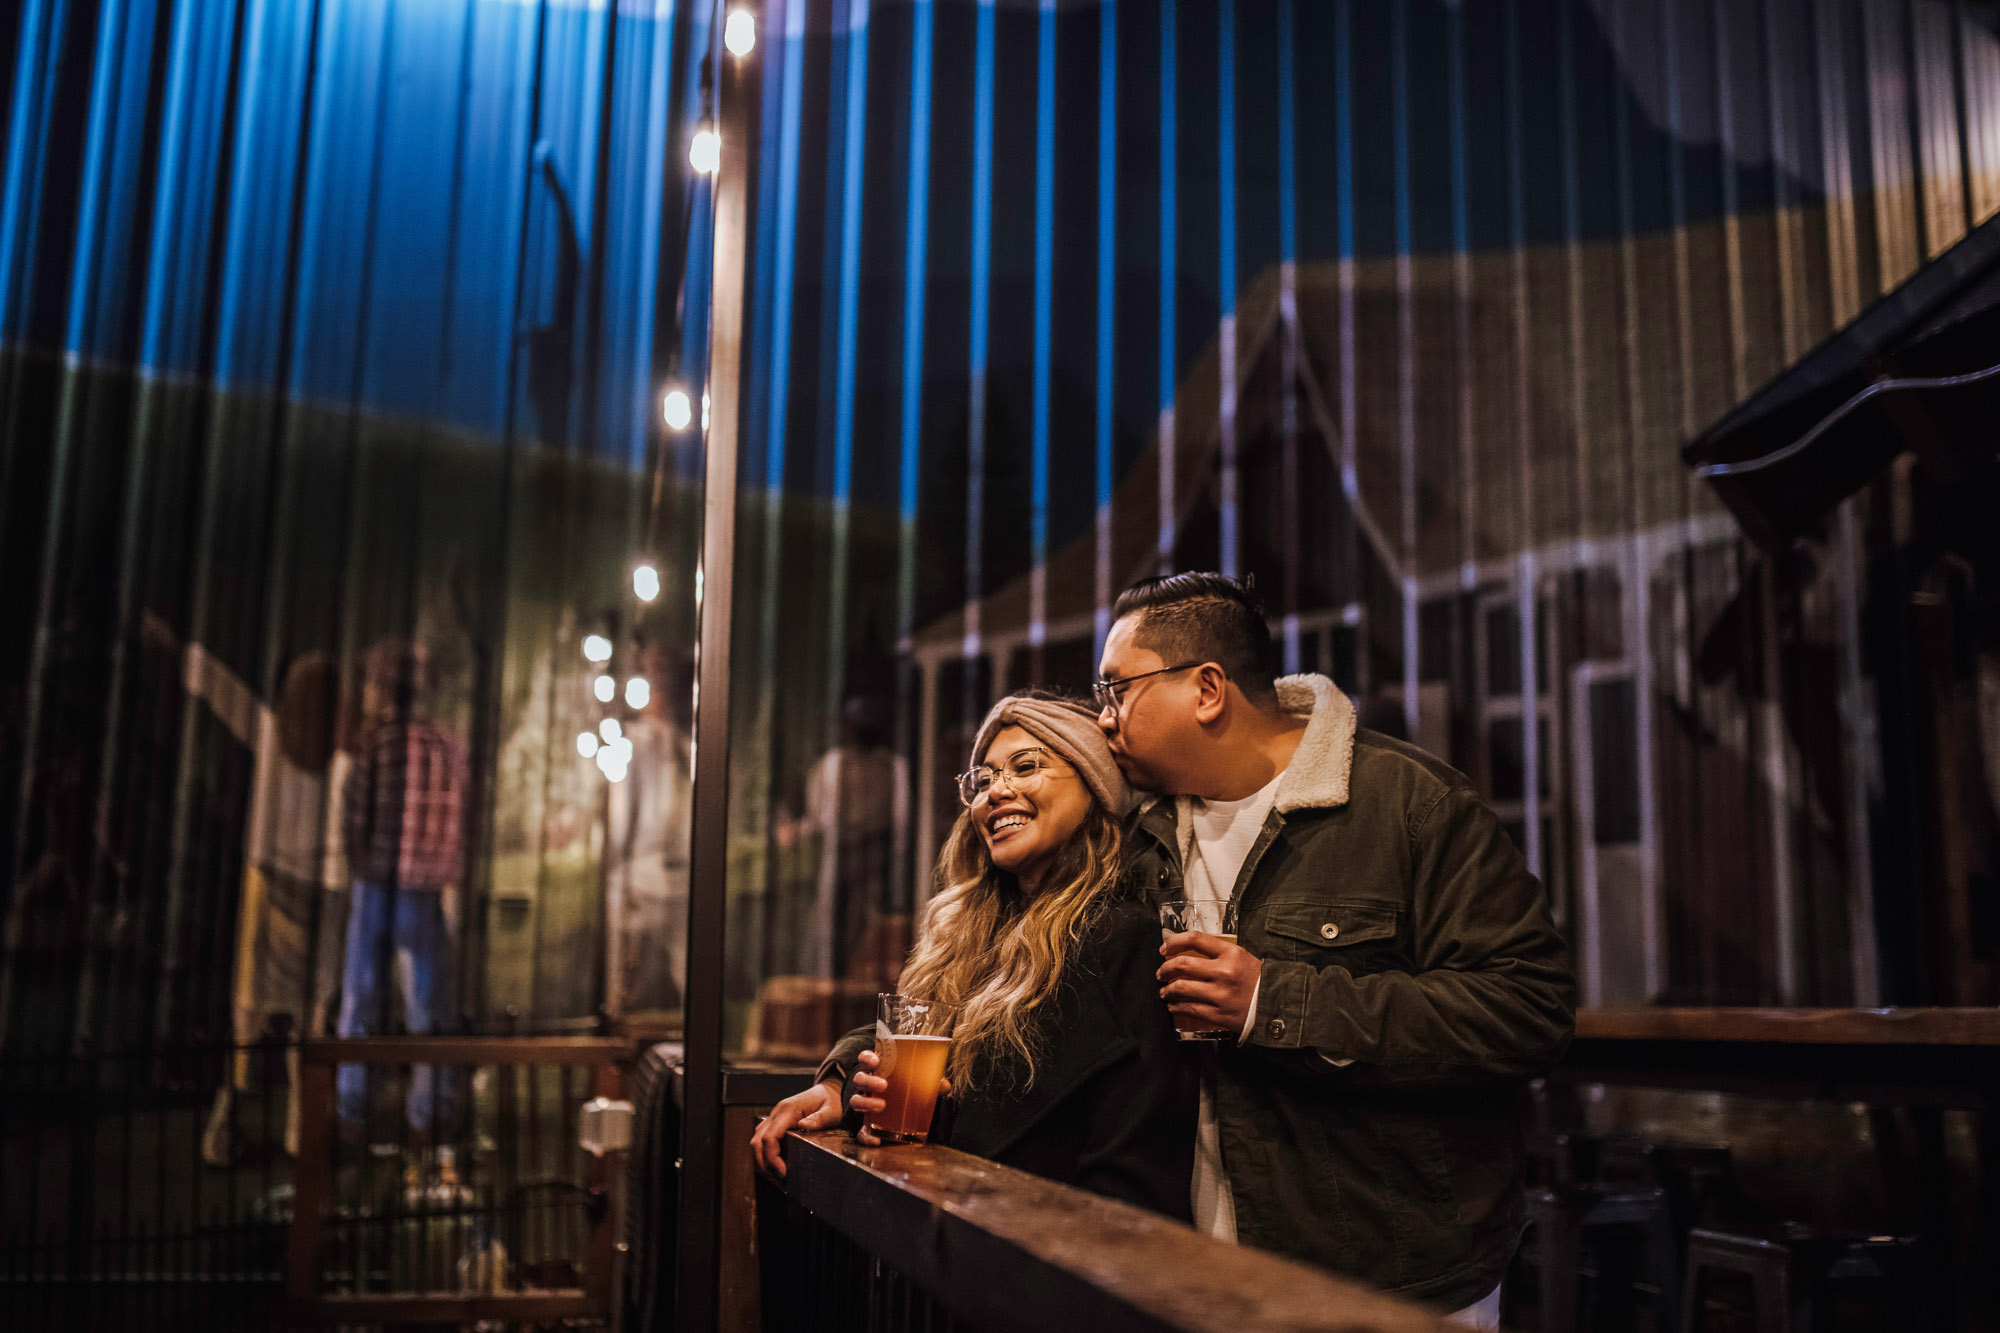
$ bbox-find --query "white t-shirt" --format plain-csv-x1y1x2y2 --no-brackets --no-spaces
1182,771,1283,1242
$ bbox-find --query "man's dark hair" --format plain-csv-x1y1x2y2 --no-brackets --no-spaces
1110,572,1279,706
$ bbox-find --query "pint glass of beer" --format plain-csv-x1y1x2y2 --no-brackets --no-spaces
866,993,958,1144
1159,900,1237,1041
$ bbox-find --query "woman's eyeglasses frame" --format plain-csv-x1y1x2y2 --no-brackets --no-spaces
955,745,1073,808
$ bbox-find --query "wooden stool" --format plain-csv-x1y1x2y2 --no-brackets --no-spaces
1524,1185,1682,1333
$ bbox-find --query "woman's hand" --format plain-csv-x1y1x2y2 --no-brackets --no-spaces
750,1077,845,1179
849,1048,889,1146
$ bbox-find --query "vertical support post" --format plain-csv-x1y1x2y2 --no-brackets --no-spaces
587,1061,625,1312
677,25,753,1333
288,1057,333,1302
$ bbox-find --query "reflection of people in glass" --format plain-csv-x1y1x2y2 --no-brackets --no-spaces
191,648,349,1163
801,695,908,978
752,695,1197,1218
605,650,692,1013
335,639,467,1140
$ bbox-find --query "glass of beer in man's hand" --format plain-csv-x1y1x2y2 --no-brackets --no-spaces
863,993,958,1143
1159,900,1237,1040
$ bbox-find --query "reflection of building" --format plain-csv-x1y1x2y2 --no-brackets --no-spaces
906,238,1948,1010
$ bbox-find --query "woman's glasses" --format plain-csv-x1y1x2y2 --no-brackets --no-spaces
956,746,1068,807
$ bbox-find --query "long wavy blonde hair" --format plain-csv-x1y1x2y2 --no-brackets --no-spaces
896,794,1125,1093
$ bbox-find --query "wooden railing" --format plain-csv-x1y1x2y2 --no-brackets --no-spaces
761,1129,1473,1333
289,1036,631,1326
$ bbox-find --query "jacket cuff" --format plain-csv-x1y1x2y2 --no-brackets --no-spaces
1248,959,1310,1048
1235,976,1262,1045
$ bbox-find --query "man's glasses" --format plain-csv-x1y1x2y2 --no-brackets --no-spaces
1090,661,1203,714
957,746,1069,807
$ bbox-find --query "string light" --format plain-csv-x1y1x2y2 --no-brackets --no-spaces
583,634,613,663
633,563,660,601
689,125,721,175
594,674,615,703
577,731,600,758
724,9,756,56
662,387,693,431
625,677,651,710
600,717,622,743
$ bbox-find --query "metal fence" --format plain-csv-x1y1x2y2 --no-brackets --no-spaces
0,1034,624,1331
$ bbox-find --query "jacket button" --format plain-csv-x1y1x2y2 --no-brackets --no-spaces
1266,1017,1286,1040
1320,922,1340,940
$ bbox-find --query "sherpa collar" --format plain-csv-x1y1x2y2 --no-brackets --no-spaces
1153,672,1359,862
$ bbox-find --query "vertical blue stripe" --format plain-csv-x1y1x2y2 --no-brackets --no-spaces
1448,0,1469,256
1334,0,1354,265
214,0,274,383
764,0,807,495
1158,0,1175,414
898,0,932,536
1217,0,1236,577
831,0,870,507
1277,0,1295,267
1032,0,1055,572
140,0,203,370
1095,0,1116,552
1218,0,1235,317
64,0,127,355
0,0,68,336
631,0,677,471
967,0,995,627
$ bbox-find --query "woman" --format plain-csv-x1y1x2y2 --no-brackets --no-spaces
749,693,1196,1218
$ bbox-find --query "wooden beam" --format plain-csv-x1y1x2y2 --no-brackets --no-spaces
774,1131,1463,1333
1577,1006,2000,1046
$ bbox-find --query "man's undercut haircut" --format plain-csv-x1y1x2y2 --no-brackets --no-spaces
1111,572,1280,706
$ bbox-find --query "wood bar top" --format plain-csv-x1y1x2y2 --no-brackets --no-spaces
778,1130,1465,1333
1577,1007,2000,1046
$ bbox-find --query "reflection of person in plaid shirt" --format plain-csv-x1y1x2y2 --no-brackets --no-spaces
342,719,466,890
335,640,467,1137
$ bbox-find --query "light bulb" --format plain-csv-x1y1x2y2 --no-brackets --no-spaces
625,677,651,709
600,717,622,742
724,9,756,56
594,675,615,703
689,126,721,175
633,563,660,602
577,731,600,758
583,634,613,663
662,388,693,431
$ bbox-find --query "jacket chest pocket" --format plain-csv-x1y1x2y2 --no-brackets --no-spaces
1259,900,1402,968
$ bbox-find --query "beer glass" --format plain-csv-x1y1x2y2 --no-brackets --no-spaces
1159,900,1237,1041
867,993,958,1143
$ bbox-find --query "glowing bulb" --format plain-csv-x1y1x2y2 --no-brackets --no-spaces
633,563,660,602
577,731,600,758
625,677,650,710
594,675,615,703
583,634,613,663
600,717,622,743
662,388,693,431
724,9,756,56
701,392,711,431
596,747,628,782
689,126,721,175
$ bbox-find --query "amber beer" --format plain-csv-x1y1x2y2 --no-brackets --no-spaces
866,994,958,1144
1159,900,1237,1041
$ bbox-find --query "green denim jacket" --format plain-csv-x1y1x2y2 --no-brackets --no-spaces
1130,673,1576,1311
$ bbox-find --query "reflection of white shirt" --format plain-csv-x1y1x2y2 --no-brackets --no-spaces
1181,772,1282,1244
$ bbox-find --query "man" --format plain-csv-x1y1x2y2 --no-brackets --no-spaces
336,638,468,1142
1095,572,1575,1324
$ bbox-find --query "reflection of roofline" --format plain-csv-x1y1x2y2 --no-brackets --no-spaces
908,218,1798,661
905,252,1492,655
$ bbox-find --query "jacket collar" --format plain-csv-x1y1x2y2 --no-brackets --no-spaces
1268,673,1357,815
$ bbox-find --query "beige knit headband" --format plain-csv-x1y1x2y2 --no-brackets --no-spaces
969,695,1134,816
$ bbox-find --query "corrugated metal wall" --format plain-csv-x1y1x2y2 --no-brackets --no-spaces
722,0,2000,1043
3,0,1998,1059
0,0,715,1051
